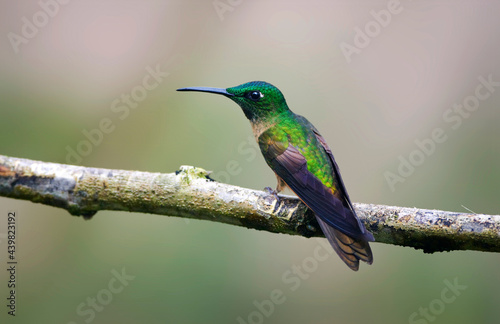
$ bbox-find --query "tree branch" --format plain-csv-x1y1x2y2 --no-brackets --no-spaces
1,154,499,253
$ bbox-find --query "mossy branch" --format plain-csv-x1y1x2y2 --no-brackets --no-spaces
1,154,499,253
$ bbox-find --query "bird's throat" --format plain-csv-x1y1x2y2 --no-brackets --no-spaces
250,118,279,142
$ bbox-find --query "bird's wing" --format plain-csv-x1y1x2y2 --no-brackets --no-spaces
309,122,375,269
307,122,375,242
258,127,373,242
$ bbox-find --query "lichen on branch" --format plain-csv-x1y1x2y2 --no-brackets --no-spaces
1,154,499,253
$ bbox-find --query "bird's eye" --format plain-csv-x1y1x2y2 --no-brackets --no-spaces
246,91,263,101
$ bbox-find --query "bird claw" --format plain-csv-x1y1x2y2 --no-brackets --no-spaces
263,186,281,214
264,186,280,202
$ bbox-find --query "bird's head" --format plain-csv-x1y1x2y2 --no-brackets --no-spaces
178,81,289,121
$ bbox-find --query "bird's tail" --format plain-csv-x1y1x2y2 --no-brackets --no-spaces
315,215,373,271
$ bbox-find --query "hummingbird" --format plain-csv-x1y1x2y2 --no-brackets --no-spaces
177,81,374,271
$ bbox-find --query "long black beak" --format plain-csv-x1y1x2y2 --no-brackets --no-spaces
177,87,233,97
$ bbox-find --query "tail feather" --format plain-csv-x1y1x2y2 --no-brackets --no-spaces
316,215,373,271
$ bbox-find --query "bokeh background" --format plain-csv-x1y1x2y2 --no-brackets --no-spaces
1,1,499,323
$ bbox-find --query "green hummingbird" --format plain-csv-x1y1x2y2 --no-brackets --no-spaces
177,81,374,271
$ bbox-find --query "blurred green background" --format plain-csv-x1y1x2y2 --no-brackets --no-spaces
1,1,499,323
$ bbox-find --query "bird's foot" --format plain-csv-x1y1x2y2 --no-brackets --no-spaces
264,186,280,202
263,186,281,213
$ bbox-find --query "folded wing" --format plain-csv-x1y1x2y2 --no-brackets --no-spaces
259,119,374,270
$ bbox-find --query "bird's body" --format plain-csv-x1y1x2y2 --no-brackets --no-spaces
178,81,374,270
257,113,337,195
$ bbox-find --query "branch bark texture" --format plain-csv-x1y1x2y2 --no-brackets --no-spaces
1,154,499,253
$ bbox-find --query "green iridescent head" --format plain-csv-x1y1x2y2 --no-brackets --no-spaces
177,81,290,121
